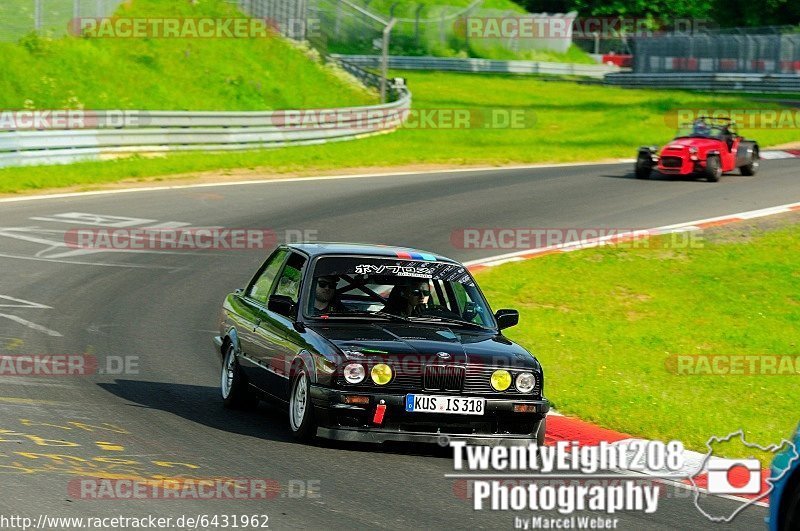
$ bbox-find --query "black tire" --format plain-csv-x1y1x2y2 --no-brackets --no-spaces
740,149,759,176
635,153,652,180
780,475,800,531
704,155,722,182
288,365,317,441
221,344,258,410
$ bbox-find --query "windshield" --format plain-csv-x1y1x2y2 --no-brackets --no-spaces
304,256,496,328
676,120,734,140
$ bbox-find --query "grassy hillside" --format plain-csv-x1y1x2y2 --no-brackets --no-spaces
330,0,591,62
0,0,375,110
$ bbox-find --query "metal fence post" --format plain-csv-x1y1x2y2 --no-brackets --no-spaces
380,18,397,103
34,0,42,31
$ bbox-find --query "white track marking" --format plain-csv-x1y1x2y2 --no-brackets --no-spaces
0,295,51,309
0,251,179,269
30,212,156,227
0,314,62,337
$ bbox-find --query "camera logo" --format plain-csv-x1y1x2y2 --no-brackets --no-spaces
689,429,799,522
706,458,761,495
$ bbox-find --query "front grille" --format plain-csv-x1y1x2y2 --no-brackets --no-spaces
424,365,465,391
661,156,682,168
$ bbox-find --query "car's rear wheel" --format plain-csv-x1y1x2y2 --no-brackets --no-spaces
740,149,759,176
635,153,652,179
289,366,317,441
704,155,722,182
221,344,258,410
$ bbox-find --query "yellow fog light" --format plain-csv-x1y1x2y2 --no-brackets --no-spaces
371,364,393,385
491,369,512,391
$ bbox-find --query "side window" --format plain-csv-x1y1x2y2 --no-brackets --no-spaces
247,249,288,304
274,253,307,304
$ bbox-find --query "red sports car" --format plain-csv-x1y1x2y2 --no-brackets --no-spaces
636,117,759,182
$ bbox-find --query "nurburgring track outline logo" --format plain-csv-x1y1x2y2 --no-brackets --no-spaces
689,429,800,523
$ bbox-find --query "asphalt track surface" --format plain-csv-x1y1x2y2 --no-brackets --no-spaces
1,159,798,530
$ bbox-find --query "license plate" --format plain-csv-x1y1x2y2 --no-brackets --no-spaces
405,394,485,415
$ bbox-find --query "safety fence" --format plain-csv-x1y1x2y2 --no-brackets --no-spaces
633,31,800,75
604,72,800,93
0,61,411,168
0,0,123,41
333,54,620,78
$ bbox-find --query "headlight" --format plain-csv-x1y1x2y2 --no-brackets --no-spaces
490,369,512,391
515,372,536,393
371,363,393,385
344,363,365,384
689,146,698,154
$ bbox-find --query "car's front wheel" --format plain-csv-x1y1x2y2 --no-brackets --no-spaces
635,153,653,179
704,155,722,182
221,344,258,410
289,365,317,441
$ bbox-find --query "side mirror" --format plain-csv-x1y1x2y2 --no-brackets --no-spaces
268,294,296,318
494,309,519,330
234,288,244,296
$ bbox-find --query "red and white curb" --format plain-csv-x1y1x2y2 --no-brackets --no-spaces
464,200,800,272
464,201,800,506
761,149,800,160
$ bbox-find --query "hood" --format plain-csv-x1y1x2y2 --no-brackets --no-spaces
307,321,539,369
663,137,722,152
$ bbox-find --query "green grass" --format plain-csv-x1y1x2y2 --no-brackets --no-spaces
474,220,800,463
0,0,374,110
2,70,799,194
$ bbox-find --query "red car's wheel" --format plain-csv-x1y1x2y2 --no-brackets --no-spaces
635,153,652,179
704,155,722,182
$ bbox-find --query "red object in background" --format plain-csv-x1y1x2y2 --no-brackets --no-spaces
673,57,699,71
602,54,632,68
373,403,386,425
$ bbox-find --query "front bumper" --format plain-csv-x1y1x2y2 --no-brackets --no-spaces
657,156,704,175
309,385,549,445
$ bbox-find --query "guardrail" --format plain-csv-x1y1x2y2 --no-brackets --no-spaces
0,60,411,169
604,73,800,93
332,54,622,79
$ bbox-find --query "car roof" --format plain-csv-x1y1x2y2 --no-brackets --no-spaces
286,242,460,264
